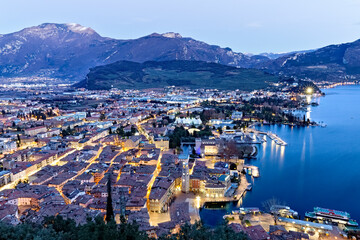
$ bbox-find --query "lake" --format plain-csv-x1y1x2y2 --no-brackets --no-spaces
200,85,360,226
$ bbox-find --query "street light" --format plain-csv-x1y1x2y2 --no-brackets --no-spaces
196,196,201,209
306,87,313,95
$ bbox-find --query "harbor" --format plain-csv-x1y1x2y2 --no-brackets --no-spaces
222,205,358,239
246,128,288,146
200,86,360,239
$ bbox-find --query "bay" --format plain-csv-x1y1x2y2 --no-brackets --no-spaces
200,85,360,226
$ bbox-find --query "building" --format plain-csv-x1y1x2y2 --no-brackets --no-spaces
154,137,169,150
195,138,219,156
149,177,175,213
123,136,141,149
204,182,226,198
218,175,231,190
0,139,17,153
231,111,243,121
175,117,202,126
24,126,47,136
179,154,189,193
0,171,12,187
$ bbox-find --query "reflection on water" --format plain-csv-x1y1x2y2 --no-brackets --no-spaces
262,140,267,158
306,106,311,120
279,145,285,165
200,85,360,226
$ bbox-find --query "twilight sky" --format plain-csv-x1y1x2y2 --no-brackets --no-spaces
1,0,360,54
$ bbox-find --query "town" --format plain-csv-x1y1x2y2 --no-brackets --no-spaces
0,83,357,240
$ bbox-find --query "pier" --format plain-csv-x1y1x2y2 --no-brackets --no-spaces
243,164,260,177
247,128,287,146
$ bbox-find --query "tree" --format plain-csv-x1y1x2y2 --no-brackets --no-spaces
105,174,114,222
220,140,239,161
100,113,106,121
168,126,190,148
0,215,249,239
16,134,21,147
262,197,286,224
130,126,137,135
160,221,248,240
116,127,125,137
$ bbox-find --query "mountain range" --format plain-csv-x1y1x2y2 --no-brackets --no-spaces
1,23,360,84
0,23,267,82
256,41,360,82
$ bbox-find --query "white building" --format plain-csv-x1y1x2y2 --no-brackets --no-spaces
175,117,202,126
231,111,243,121
0,139,17,153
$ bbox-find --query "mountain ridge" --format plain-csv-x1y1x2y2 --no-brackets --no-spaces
256,40,360,81
1,23,360,83
0,23,268,81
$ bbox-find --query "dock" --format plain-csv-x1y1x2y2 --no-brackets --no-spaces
246,128,287,146
243,164,260,177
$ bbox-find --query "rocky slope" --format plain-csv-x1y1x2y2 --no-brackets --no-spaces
257,40,360,81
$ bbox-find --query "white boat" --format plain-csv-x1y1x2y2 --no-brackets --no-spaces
252,167,260,177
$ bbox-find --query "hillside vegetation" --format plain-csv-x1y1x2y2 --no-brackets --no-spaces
76,60,279,90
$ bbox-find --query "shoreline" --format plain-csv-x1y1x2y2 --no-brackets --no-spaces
316,81,359,89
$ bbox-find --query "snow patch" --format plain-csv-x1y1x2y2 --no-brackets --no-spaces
66,23,94,34
104,50,118,61
183,46,188,56
281,53,301,67
161,32,182,38
0,40,23,55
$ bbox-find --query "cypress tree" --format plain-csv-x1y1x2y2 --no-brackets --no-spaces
105,173,114,222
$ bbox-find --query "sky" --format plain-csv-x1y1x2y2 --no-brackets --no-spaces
1,0,360,54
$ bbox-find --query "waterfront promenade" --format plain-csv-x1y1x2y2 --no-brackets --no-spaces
200,174,249,204
149,174,249,226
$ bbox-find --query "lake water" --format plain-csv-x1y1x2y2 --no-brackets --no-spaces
200,85,360,226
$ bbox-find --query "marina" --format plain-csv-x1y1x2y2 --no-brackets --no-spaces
246,128,288,146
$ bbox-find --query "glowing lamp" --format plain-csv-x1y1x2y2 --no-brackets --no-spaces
306,87,313,95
